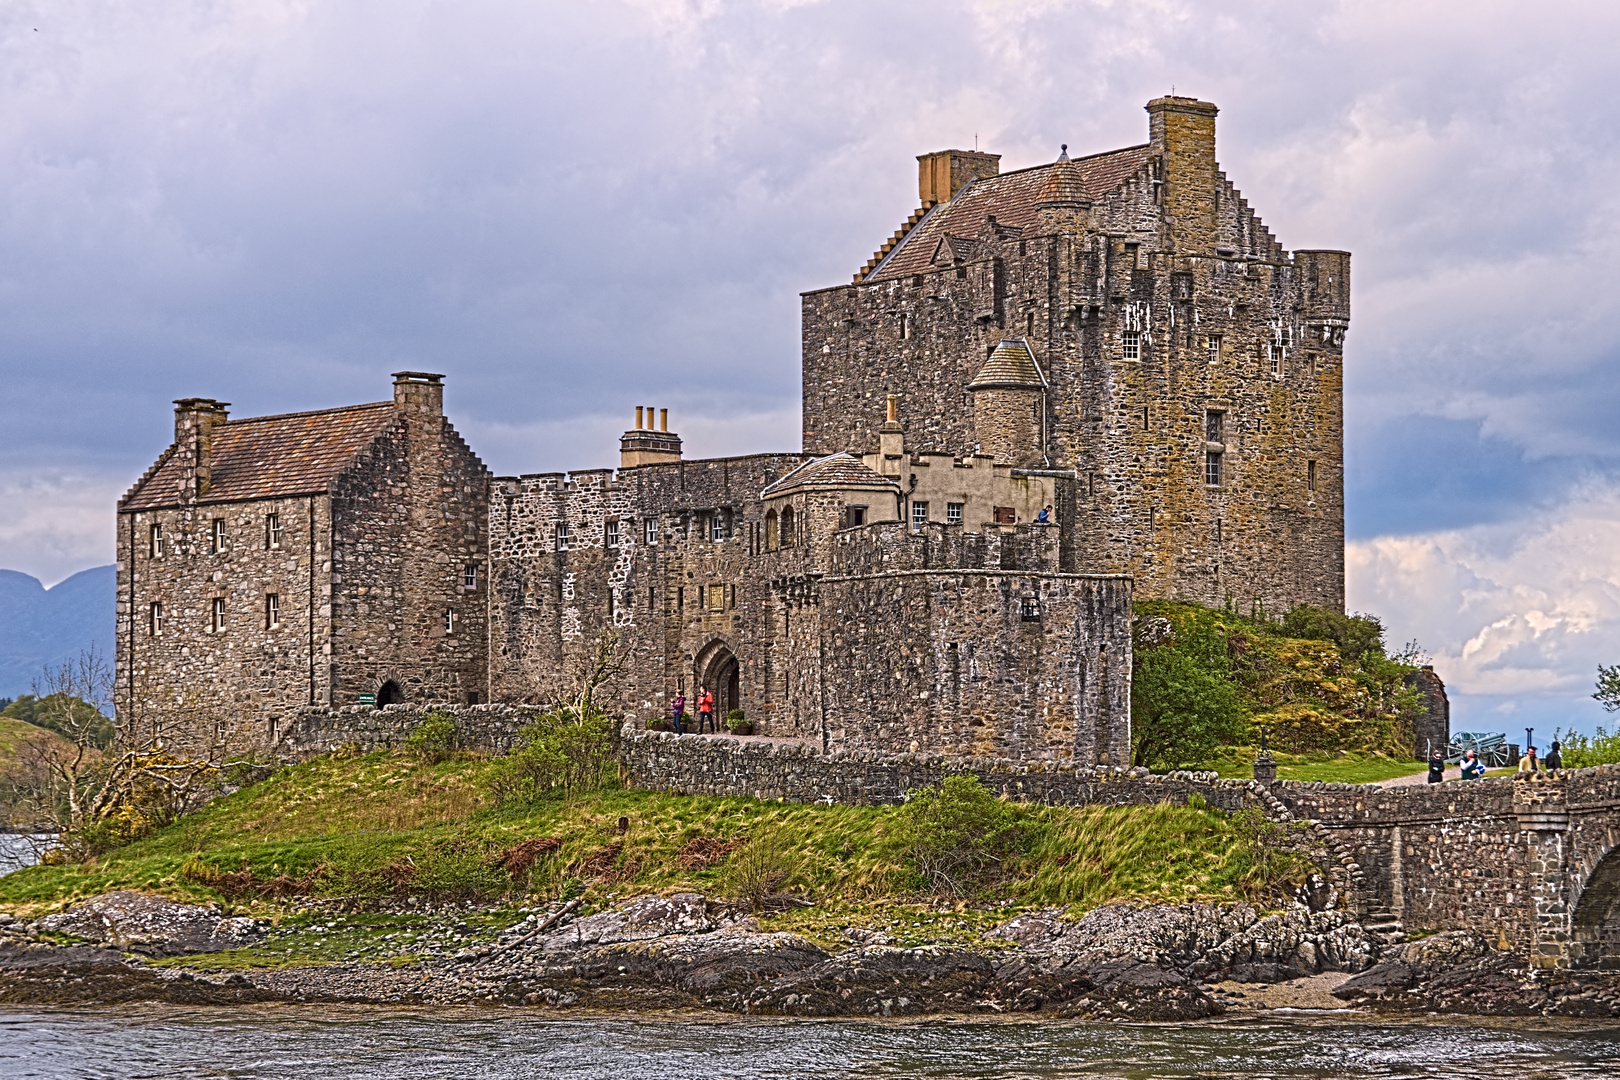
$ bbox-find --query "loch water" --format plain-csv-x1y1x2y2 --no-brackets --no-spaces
2,1006,1618,1079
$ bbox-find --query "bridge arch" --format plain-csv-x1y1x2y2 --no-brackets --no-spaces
1572,840,1620,970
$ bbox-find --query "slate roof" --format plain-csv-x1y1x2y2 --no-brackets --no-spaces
120,402,400,511
865,143,1152,282
761,453,900,498
969,340,1045,390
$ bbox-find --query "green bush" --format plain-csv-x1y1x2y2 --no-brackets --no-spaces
402,712,460,762
722,829,796,910
1553,727,1620,768
898,774,1027,896
1279,606,1386,665
2,694,115,750
487,705,616,805
1131,608,1245,768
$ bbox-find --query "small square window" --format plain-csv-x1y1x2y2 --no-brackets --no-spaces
1206,451,1223,487
210,519,226,554
266,593,280,630
710,515,725,542
946,502,963,524
463,563,479,590
556,522,569,551
606,520,620,548
211,597,227,633
1122,329,1141,361
266,513,282,550
911,501,929,531
846,505,867,528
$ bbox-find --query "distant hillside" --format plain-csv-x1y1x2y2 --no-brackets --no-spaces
0,567,115,699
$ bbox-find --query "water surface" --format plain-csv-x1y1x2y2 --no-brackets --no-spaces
3,1007,1617,1080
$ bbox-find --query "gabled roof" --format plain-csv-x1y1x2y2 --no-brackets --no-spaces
120,402,400,511
969,339,1045,390
761,453,901,498
865,143,1152,282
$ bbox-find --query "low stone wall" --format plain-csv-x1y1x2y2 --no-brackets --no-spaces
619,726,1248,810
282,703,542,759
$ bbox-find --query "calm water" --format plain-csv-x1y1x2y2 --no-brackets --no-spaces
2,1007,1617,1080
0,833,48,875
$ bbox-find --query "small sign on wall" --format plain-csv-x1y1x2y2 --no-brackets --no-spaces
357,693,376,706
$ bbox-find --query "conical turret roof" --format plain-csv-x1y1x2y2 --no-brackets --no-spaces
969,340,1045,390
1035,148,1091,209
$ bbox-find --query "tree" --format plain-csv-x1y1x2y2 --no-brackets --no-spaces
488,630,624,805
1596,664,1620,713
1131,610,1245,769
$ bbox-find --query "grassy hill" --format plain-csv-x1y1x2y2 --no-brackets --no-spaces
0,747,1313,954
0,716,94,830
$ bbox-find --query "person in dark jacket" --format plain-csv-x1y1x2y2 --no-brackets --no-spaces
1459,749,1486,780
1544,740,1563,771
671,693,686,735
1427,749,1446,783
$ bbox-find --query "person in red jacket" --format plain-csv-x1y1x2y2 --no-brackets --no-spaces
698,689,715,734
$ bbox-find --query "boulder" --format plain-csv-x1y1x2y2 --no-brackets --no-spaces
749,945,993,1016
34,891,265,957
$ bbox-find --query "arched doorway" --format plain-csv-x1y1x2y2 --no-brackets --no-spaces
695,640,741,722
1572,846,1620,969
377,680,404,706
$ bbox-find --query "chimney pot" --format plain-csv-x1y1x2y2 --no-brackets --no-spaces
636,406,644,430
660,408,668,433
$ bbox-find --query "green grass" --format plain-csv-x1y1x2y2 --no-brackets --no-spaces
1195,746,1426,784
0,748,1310,955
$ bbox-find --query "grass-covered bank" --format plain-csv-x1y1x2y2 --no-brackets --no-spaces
0,747,1317,960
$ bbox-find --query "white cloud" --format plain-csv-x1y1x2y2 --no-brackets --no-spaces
1349,483,1620,738
0,472,121,585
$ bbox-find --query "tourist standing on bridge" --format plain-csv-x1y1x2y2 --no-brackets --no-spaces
1460,750,1486,780
1545,740,1563,771
1518,746,1541,774
1427,749,1446,784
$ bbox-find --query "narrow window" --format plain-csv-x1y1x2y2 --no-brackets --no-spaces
266,593,280,630
1206,411,1224,443
266,513,282,550
677,586,685,610
445,608,457,634
606,519,620,548
780,506,795,546
1026,311,1035,336
210,518,226,554
710,514,725,542
1121,329,1141,361
1206,451,1223,487
1125,241,1140,269
1307,459,1318,492
463,563,479,590
1269,344,1282,378
211,597,226,633
847,505,867,528
765,509,779,551
149,523,163,559
946,502,963,525
900,313,911,340
149,601,163,637
556,521,569,551
911,501,929,531
644,516,657,545
1208,334,1222,365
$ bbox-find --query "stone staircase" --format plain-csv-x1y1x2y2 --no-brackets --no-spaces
1362,909,1406,946
853,202,936,283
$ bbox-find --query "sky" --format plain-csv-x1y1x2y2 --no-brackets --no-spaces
3,0,1619,738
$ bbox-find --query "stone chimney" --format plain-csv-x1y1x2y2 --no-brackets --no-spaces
917,149,1001,205
392,371,444,417
878,394,905,477
1145,96,1219,255
172,398,230,501
620,405,682,468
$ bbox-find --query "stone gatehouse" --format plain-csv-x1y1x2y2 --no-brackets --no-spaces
117,96,1351,765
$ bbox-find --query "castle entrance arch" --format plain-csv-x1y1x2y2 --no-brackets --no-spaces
377,680,404,706
1572,844,1620,969
695,639,741,720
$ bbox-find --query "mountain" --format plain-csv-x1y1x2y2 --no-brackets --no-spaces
0,566,116,699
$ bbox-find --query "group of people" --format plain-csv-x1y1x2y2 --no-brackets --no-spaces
1426,740,1564,783
668,689,716,735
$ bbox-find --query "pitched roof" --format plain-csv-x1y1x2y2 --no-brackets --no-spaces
969,340,1045,390
120,402,400,511
761,453,901,498
865,143,1151,282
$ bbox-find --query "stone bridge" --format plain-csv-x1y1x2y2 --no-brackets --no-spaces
1275,765,1620,970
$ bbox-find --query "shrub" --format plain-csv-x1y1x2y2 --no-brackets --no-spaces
722,830,797,910
726,709,745,723
1553,727,1620,768
1131,609,1244,768
898,774,1027,896
487,704,616,805
402,712,460,762
1280,606,1386,665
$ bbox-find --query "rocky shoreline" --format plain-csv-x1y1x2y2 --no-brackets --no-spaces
2,892,1617,1019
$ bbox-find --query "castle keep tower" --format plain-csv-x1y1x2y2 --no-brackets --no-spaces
802,96,1349,614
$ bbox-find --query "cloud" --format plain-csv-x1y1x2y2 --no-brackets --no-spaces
0,472,121,586
1349,482,1620,738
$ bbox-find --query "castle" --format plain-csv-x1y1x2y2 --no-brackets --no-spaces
115,97,1348,765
